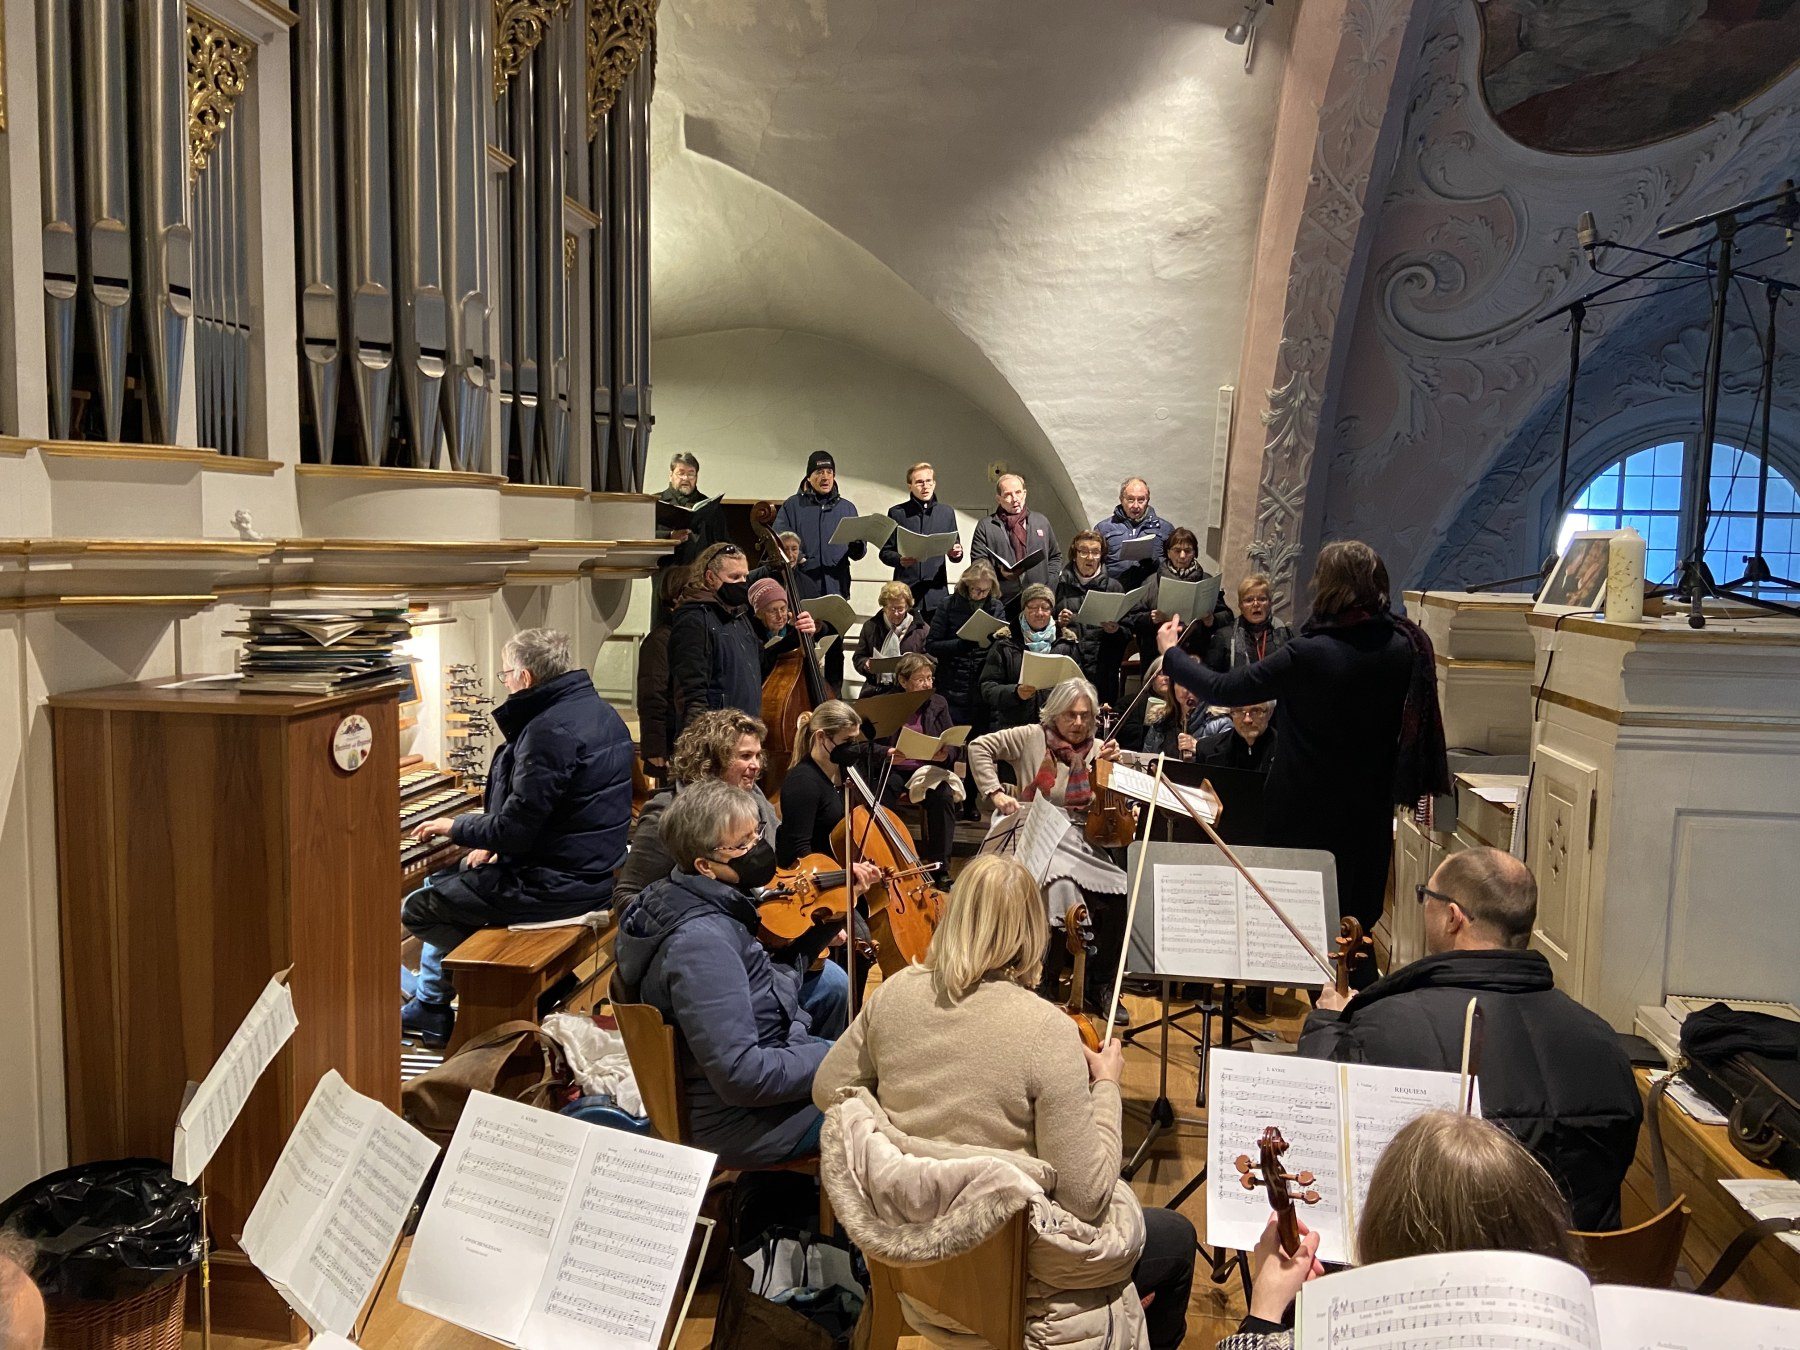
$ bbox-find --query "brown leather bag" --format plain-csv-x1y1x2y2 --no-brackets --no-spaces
401,1020,570,1146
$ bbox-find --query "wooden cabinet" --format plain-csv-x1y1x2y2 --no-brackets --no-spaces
49,680,402,1338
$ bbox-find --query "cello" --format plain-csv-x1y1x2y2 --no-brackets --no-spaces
833,767,946,968
749,500,830,798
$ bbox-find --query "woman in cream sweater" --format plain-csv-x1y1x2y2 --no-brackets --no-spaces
966,678,1129,1018
813,855,1195,1350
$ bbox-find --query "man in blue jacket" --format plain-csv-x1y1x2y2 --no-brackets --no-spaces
1095,477,1175,591
404,628,634,1046
879,460,963,616
775,452,866,688
614,780,850,1168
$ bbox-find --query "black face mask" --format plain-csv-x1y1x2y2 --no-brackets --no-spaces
717,839,778,891
828,738,865,768
716,579,750,607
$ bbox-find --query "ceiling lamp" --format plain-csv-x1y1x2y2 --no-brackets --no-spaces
1225,0,1268,44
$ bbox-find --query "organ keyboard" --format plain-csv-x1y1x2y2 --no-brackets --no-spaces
400,763,484,890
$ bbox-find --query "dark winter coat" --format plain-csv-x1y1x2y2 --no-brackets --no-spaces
879,495,962,614
969,509,1061,603
1193,724,1278,773
668,592,764,733
636,625,674,765
613,868,829,1168
927,591,1008,723
442,669,633,919
1094,505,1175,589
852,609,930,686
1161,616,1414,929
1298,948,1642,1231
978,622,1085,730
773,484,868,598
1206,615,1296,673
1053,563,1126,680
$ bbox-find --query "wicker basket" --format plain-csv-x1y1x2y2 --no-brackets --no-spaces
45,1275,188,1350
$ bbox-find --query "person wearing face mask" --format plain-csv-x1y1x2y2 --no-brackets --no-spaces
1054,529,1131,708
853,582,929,691
774,453,865,689
1134,527,1233,662
403,628,634,1047
1194,700,1278,773
979,583,1085,730
1208,572,1293,673
614,709,784,914
879,461,964,615
1094,476,1175,592
774,700,887,883
970,472,1061,611
670,542,813,733
613,780,850,1168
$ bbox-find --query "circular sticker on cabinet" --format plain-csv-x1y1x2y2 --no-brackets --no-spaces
332,714,373,772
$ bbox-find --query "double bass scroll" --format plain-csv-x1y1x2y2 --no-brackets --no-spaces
749,499,828,797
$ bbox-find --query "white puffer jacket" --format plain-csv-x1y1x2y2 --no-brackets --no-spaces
821,1089,1148,1350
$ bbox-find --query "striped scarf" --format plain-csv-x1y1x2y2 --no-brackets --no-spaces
1026,728,1093,811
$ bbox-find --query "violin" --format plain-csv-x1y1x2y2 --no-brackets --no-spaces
749,500,829,798
1234,1126,1321,1256
1085,753,1141,850
1061,899,1103,1052
833,768,946,968
756,852,880,966
1332,916,1373,998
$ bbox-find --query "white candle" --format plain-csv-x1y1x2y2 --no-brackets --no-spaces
1606,529,1646,624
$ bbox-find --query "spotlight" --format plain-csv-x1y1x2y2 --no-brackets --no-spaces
1225,0,1266,44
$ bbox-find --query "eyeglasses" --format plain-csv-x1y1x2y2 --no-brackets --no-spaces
498,667,522,683
711,827,765,860
1415,884,1459,907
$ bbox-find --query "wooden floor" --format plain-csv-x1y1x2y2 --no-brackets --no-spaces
188,984,1310,1350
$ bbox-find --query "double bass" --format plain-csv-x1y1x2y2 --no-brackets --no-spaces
749,501,829,797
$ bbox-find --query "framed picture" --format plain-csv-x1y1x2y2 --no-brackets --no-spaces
1536,530,1617,611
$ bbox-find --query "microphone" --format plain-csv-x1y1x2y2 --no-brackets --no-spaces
1577,211,1598,252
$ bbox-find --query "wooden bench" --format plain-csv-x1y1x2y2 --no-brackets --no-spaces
442,922,615,1052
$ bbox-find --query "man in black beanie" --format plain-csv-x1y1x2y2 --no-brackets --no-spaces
774,451,866,689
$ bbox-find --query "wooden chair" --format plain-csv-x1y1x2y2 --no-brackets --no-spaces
1574,1194,1690,1288
861,1210,1030,1350
612,1001,832,1232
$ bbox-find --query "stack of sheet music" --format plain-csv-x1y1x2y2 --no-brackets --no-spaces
232,606,411,694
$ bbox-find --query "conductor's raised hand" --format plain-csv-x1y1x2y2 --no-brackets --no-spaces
1155,615,1184,654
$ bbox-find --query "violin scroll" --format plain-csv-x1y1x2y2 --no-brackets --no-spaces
1332,916,1374,996
1234,1126,1320,1255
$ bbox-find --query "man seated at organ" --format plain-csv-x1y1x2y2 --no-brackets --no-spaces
1298,846,1641,1230
613,781,849,1169
403,628,634,1047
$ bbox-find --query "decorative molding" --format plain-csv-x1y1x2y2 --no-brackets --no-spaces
187,10,255,180
586,0,658,139
493,0,575,102
565,231,578,274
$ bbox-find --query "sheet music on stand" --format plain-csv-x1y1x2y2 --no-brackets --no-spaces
1123,842,1337,986
172,968,298,1183
239,1070,438,1336
400,1091,715,1350
977,793,1069,884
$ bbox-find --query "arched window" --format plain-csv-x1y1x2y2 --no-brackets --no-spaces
1560,441,1800,590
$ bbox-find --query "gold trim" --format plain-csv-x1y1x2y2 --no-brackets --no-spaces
188,11,255,180
586,0,658,139
502,570,582,582
564,197,601,229
565,231,578,274
486,143,517,172
1526,611,1800,646
2,538,275,558
37,441,284,474
587,490,656,503
494,0,574,101
282,536,536,555
500,483,589,499
0,439,31,457
0,593,218,613
1530,684,1800,732
1407,590,1536,612
0,17,9,135
1434,655,1534,671
295,463,505,488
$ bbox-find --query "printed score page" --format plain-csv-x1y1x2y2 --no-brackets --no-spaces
520,1134,714,1350
400,1092,589,1344
1153,865,1241,979
1297,1250,1601,1350
172,971,298,1183
1591,1284,1800,1349
1239,867,1330,985
1339,1063,1476,1264
1205,1052,1350,1262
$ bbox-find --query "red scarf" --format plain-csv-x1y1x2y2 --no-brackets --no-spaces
1025,728,1093,810
1000,508,1030,560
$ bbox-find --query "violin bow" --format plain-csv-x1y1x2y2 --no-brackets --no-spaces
1103,751,1169,1047
1103,611,1213,738
1459,998,1484,1114
1159,778,1336,984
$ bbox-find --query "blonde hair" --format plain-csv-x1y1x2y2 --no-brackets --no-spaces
1238,571,1272,601
906,461,935,482
793,698,860,769
925,855,1048,1001
956,560,999,599
1356,1111,1581,1268
877,580,914,611
895,652,935,683
670,709,767,786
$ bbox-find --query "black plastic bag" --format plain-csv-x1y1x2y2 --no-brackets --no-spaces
0,1159,201,1301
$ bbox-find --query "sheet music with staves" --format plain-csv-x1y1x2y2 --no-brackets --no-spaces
239,1070,438,1336
172,970,299,1184
1206,1052,1471,1266
401,1091,715,1350
1152,863,1328,984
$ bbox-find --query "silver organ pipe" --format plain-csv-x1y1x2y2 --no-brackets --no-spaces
391,0,447,467
294,0,341,459
74,0,134,443
128,0,193,446
36,1,79,441
437,0,491,473
495,92,516,471
588,97,614,487
508,61,541,478
222,105,248,457
533,13,569,485
341,0,396,465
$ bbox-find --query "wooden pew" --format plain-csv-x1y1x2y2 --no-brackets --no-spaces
442,922,615,1052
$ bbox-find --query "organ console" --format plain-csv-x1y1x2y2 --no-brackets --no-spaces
399,764,484,890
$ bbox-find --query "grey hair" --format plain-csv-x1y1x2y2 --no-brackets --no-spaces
669,451,699,469
0,1226,38,1344
1119,476,1148,497
662,779,760,873
1039,677,1099,728
503,628,573,683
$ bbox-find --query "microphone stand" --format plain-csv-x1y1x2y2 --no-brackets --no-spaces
1717,279,1800,594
